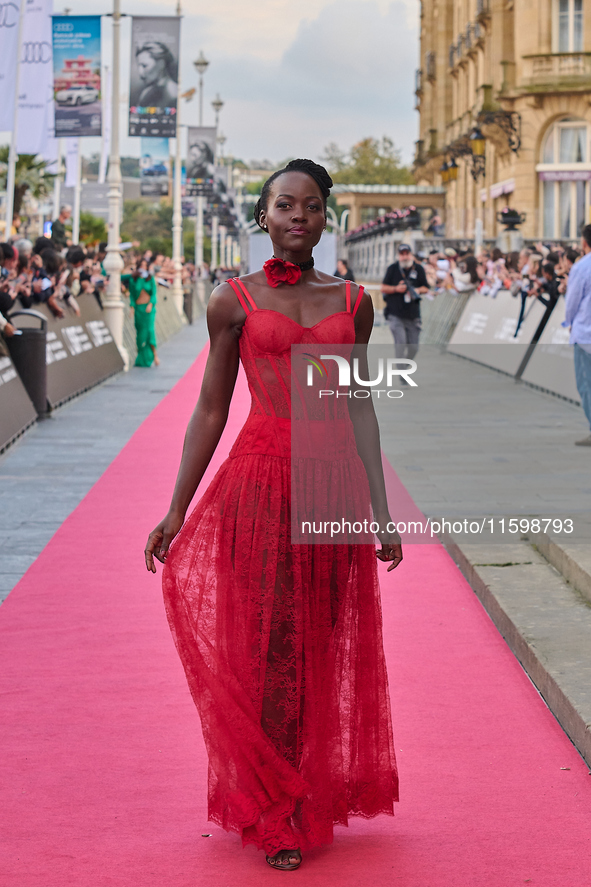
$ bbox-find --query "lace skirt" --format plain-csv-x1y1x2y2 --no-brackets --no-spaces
162,449,398,856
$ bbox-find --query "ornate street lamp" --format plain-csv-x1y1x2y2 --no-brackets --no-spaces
193,51,210,126
211,93,224,129
469,126,486,156
469,127,486,179
447,158,459,182
440,160,449,184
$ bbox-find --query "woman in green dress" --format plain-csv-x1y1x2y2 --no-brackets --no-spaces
122,259,160,367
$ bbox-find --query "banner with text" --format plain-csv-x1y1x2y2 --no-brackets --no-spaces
0,0,20,131
52,15,102,138
17,0,55,155
15,294,124,409
129,17,179,138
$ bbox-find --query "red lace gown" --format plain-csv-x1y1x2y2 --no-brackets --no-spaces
162,278,398,856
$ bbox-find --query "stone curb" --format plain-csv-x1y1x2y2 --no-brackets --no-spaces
528,533,591,606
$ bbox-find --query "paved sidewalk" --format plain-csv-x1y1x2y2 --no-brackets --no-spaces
0,318,209,603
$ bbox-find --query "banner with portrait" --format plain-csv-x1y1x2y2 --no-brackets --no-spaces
140,137,170,196
129,16,179,138
185,126,216,196
52,15,102,138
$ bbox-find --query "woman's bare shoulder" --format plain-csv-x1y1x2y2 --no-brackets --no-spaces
207,281,248,330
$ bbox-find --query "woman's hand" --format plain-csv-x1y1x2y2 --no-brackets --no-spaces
375,518,403,572
144,510,185,572
377,541,403,571
146,302,153,313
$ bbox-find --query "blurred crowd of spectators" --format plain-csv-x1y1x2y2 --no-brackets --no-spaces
0,206,202,339
380,228,591,445
419,242,581,307
0,236,110,338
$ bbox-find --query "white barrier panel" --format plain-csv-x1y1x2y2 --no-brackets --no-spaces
17,294,124,408
520,296,580,403
0,352,37,450
447,289,548,376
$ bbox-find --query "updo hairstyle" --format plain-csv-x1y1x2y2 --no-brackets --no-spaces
253,159,333,230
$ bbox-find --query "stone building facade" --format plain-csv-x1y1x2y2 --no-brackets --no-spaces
414,0,591,241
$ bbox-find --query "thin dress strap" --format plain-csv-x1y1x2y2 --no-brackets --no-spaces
228,278,258,314
346,280,364,318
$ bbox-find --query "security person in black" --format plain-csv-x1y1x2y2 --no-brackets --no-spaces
381,243,429,360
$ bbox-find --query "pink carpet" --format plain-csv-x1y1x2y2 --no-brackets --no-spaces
1,345,590,886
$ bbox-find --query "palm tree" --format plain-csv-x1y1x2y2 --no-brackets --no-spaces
0,148,56,218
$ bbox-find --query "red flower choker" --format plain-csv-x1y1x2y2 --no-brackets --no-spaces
263,256,314,287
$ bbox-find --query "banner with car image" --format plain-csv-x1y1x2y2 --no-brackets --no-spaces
140,137,170,196
52,15,102,138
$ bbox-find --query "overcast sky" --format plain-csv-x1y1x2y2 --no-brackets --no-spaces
14,0,420,166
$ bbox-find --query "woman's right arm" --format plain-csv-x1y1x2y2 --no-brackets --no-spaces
144,283,245,572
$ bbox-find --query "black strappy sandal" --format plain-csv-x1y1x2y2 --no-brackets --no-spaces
265,849,302,871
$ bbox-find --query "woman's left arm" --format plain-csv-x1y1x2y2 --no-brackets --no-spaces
348,288,402,571
149,277,157,305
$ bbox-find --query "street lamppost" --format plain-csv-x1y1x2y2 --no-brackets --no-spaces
192,52,209,296
170,0,184,316
193,51,209,126
102,0,127,366
211,93,224,129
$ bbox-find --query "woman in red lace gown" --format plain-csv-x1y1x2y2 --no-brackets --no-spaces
145,159,402,872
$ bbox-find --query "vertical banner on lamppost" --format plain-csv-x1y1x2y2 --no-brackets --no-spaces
129,17,179,137
0,0,21,131
140,137,170,196
186,126,216,196
52,15,102,138
16,0,54,155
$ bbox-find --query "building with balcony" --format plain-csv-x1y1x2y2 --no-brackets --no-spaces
414,0,591,241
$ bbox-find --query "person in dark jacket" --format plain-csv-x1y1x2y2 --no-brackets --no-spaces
381,243,429,360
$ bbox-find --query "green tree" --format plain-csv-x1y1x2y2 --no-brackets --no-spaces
245,179,265,195
120,157,140,178
79,211,107,246
320,137,414,186
121,199,173,254
120,198,211,263
0,147,55,217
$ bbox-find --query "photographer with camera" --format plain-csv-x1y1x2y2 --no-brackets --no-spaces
381,243,429,362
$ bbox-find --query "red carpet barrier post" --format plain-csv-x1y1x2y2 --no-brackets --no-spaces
16,294,125,410
0,350,37,451
6,310,49,417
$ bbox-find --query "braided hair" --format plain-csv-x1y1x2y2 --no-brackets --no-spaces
253,159,333,229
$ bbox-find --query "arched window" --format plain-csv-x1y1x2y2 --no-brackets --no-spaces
537,118,590,239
